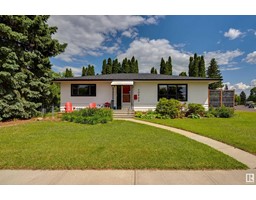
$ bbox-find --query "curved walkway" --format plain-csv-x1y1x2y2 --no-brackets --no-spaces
121,118,256,169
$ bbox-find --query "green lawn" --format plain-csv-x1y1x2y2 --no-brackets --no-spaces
140,111,256,155
0,120,246,169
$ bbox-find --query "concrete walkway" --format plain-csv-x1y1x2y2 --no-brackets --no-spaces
121,119,256,169
0,169,255,185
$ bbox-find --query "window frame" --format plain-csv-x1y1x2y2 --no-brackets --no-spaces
157,84,188,101
71,84,96,97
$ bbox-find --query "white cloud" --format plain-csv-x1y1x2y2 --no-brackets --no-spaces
173,43,186,48
48,16,159,62
117,38,190,74
234,82,251,90
224,28,243,40
245,51,256,64
223,80,255,96
121,28,138,38
203,49,244,68
220,67,241,71
251,79,256,87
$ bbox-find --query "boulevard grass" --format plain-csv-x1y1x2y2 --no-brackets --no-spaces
0,120,246,169
141,111,256,155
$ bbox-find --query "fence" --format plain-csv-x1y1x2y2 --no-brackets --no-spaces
209,90,235,107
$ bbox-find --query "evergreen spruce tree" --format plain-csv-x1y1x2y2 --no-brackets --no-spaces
150,67,158,74
167,56,172,75
179,72,187,76
82,66,87,76
188,56,194,76
0,15,66,121
106,58,112,74
190,53,199,77
122,58,130,73
112,59,120,74
150,67,155,74
64,68,73,77
247,87,256,102
207,58,223,89
240,91,246,105
198,55,206,77
130,56,136,73
101,59,107,74
87,65,95,75
160,58,166,74
135,59,139,73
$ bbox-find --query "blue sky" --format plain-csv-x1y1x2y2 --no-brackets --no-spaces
48,16,256,95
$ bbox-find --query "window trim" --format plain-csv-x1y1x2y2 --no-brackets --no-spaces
71,84,96,97
157,84,188,101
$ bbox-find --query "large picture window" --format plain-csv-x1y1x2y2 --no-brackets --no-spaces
71,84,96,96
158,84,187,101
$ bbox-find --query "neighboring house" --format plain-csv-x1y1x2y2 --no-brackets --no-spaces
54,73,219,111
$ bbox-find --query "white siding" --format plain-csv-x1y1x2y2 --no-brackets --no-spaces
133,81,209,111
59,81,210,111
133,82,158,111
188,82,209,110
60,81,112,111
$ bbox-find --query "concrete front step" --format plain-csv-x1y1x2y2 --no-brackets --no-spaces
113,114,135,119
113,109,135,118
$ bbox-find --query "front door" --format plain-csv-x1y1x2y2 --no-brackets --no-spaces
117,85,122,109
122,85,131,103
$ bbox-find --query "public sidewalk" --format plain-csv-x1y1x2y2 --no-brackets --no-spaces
122,119,256,169
0,169,255,185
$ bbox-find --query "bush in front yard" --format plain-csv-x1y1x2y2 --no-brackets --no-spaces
62,108,113,124
208,106,234,118
155,98,185,119
186,103,206,117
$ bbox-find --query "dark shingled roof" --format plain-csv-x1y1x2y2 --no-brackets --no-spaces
54,73,220,82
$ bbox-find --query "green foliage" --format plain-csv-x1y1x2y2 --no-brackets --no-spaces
198,55,206,77
63,68,74,77
240,91,246,105
247,87,256,102
106,58,112,74
208,106,234,118
187,113,201,119
155,98,185,119
235,94,241,105
101,57,138,74
62,108,113,125
101,59,107,74
188,54,206,77
150,67,157,74
112,59,120,74
159,57,172,75
0,15,66,121
191,53,199,77
82,65,95,76
135,110,167,120
186,103,205,117
179,71,187,76
207,58,223,89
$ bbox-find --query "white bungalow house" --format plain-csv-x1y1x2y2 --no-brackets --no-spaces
54,73,219,112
